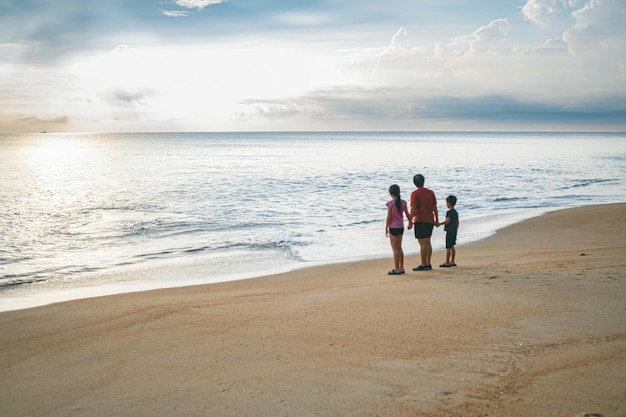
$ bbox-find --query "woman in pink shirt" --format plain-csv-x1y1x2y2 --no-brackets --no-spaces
385,184,413,275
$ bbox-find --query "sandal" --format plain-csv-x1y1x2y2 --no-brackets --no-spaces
387,270,404,275
412,265,429,271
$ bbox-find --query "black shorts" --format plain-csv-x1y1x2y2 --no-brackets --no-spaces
446,232,457,249
414,222,434,239
389,228,404,236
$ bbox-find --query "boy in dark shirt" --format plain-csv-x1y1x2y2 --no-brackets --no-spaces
438,195,459,267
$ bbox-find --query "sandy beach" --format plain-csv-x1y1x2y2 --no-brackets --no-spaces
1,203,625,417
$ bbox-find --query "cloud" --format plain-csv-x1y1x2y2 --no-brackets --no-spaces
15,115,69,125
563,0,626,54
236,87,626,130
174,0,228,10
112,44,130,54
103,89,148,107
161,10,190,17
518,37,570,55
389,27,409,53
521,0,569,27
369,15,624,100
115,90,144,104
474,19,513,40
2,115,70,132
435,18,512,57
520,0,626,53
232,14,626,130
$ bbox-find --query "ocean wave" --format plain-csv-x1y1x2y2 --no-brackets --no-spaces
0,271,51,290
562,178,616,190
0,256,33,266
492,196,529,203
0,276,47,290
337,219,379,227
132,239,308,263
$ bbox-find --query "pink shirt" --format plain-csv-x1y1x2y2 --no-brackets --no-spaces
386,199,408,228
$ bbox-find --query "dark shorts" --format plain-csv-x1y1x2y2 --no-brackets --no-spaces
446,232,457,249
389,228,404,236
414,222,434,239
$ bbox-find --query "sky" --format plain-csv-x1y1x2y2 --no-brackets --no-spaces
0,0,625,133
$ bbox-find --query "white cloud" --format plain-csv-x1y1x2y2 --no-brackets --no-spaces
519,37,570,55
15,115,68,126
389,27,409,53
112,44,130,54
175,0,228,10
563,0,626,54
326,14,624,121
161,10,190,17
106,89,146,106
435,18,512,57
522,0,565,26
471,18,513,54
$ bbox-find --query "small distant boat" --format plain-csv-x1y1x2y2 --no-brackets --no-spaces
40,131,47,133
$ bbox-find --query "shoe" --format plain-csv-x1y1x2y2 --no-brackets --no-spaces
440,263,452,268
412,265,430,271
427,264,432,270
387,270,404,275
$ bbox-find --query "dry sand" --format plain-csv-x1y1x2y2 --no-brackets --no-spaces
1,203,625,417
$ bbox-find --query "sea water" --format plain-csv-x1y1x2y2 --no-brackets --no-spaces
1,131,625,311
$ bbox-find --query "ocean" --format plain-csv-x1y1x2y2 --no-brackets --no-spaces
1,131,625,311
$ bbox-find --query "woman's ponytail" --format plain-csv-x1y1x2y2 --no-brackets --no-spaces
388,184,402,211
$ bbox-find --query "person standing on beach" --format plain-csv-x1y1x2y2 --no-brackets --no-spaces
438,195,459,267
410,174,439,271
385,184,413,275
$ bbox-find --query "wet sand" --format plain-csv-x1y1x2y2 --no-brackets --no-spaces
1,203,625,417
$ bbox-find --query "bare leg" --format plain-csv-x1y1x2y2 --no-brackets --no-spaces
424,238,433,266
397,235,404,272
417,238,426,266
417,238,432,268
390,235,404,272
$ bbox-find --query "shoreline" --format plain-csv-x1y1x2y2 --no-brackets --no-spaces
1,203,625,416
0,205,552,313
